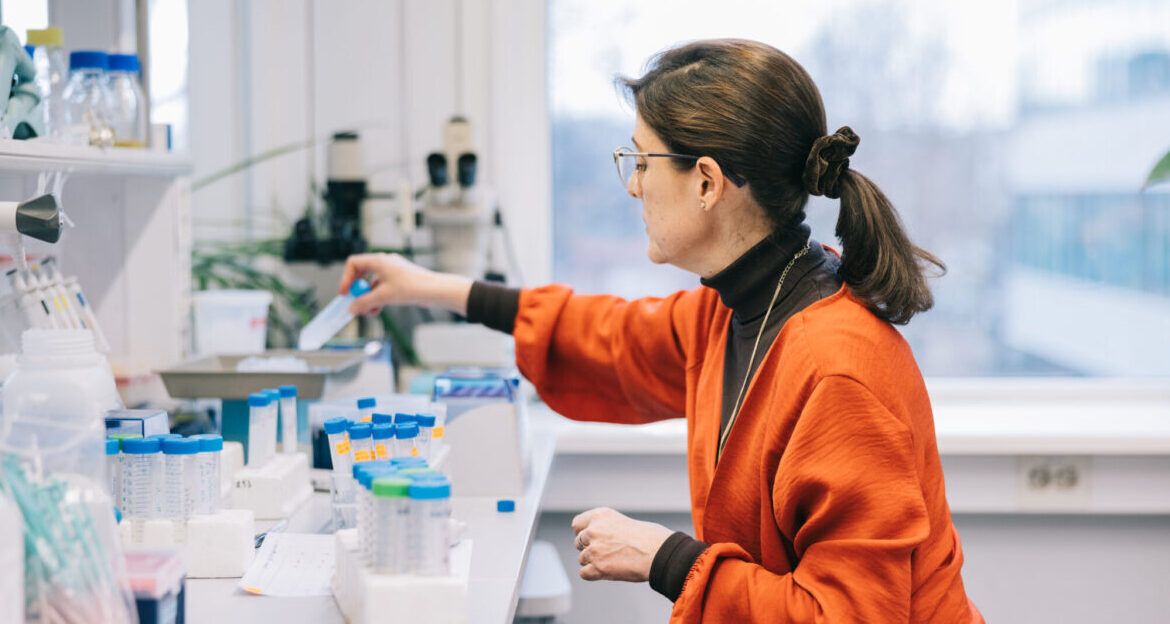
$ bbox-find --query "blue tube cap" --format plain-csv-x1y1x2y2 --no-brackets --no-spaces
324,417,349,435
147,433,181,440
106,438,119,455
190,434,224,452
122,438,161,454
248,392,270,407
409,479,451,500
395,422,418,439
279,385,297,398
349,278,372,298
356,397,376,409
161,438,200,455
348,422,372,440
390,457,428,467
371,413,393,425
416,414,436,428
497,499,516,513
372,423,394,440
393,413,416,425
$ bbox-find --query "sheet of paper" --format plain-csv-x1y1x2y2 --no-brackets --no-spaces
238,533,335,597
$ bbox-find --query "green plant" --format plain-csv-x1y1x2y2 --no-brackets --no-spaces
1145,149,1170,190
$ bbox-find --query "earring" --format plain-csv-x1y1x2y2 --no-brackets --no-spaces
699,200,707,210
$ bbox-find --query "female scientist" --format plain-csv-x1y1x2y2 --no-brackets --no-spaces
340,39,981,622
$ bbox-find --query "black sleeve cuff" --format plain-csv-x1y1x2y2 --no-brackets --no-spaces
465,280,521,335
649,531,709,602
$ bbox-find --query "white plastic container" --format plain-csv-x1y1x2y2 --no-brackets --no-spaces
162,437,200,541
297,279,371,351
247,392,270,466
324,417,352,474
121,437,163,542
408,478,451,576
191,290,272,356
356,396,376,423
415,413,436,460
394,422,419,459
279,385,298,453
349,422,373,463
372,423,394,460
372,477,412,575
2,329,122,424
190,434,223,514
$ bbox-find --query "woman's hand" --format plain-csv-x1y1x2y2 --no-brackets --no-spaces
571,507,673,582
338,253,473,316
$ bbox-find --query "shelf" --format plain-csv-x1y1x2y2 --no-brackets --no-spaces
0,139,191,177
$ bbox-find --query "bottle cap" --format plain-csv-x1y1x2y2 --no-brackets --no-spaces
395,422,418,439
393,413,416,425
108,53,140,73
279,385,297,398
323,417,349,435
497,499,516,513
106,438,119,455
390,457,428,467
356,397,376,409
349,278,372,298
408,479,451,500
372,476,411,498
121,438,160,454
26,27,63,47
265,388,281,401
371,412,393,425
372,423,394,440
348,422,372,440
415,414,436,428
248,392,270,407
161,438,200,455
69,50,108,71
190,434,223,452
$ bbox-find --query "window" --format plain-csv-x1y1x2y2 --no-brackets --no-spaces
549,0,1170,377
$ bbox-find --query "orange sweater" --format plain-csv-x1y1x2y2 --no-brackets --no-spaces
514,282,982,622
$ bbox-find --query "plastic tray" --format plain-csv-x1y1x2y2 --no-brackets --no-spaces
157,349,364,400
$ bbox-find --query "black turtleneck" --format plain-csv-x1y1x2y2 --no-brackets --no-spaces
465,224,842,603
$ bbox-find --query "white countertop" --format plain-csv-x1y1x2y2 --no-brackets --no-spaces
186,433,556,623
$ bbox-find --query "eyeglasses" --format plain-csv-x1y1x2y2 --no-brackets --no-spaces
612,146,746,189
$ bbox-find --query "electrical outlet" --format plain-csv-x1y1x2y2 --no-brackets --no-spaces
1017,456,1092,509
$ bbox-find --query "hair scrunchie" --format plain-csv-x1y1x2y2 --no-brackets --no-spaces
802,126,860,199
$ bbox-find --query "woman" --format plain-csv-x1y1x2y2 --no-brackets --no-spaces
341,39,981,622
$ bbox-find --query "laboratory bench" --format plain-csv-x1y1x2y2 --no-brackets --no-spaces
186,433,556,624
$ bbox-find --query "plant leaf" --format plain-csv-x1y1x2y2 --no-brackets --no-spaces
1143,149,1170,190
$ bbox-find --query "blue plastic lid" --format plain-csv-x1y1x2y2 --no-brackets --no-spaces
416,414,436,427
349,278,372,298
248,392,270,407
279,385,297,398
356,397,376,409
122,438,160,454
161,438,200,455
497,499,516,513
70,50,108,71
323,417,349,435
372,423,394,440
106,438,118,455
395,422,418,439
371,413,393,425
108,53,140,73
393,413,416,425
147,433,181,440
190,434,223,452
357,464,398,489
348,422,372,440
265,389,281,402
390,457,428,467
23,45,34,58
409,479,451,500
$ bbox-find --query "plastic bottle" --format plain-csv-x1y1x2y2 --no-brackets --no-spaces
106,437,121,511
415,413,436,460
189,434,223,514
297,278,372,351
324,417,352,473
372,423,395,460
372,476,412,574
161,438,200,541
349,422,374,463
279,385,298,453
409,477,452,576
106,53,147,147
61,50,114,146
247,392,270,466
394,421,419,459
26,27,67,140
356,396,376,423
2,329,122,425
121,437,163,543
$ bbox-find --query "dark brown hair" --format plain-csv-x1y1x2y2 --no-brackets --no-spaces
620,39,944,325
